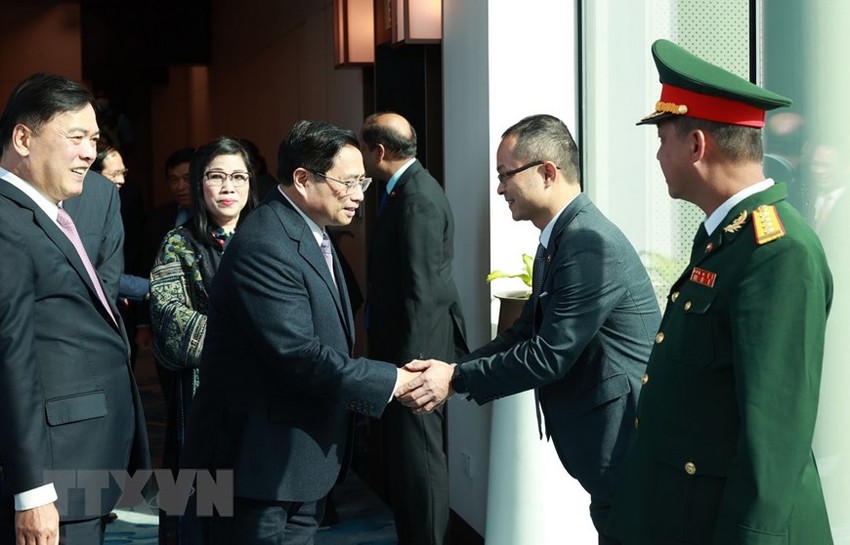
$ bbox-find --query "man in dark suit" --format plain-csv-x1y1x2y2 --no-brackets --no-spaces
0,73,149,545
397,114,660,544
182,120,419,545
606,40,833,545
359,112,467,545
65,170,125,302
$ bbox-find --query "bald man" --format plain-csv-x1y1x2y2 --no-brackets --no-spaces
360,113,467,545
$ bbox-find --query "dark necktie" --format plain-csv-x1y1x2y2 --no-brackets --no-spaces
531,242,547,439
379,189,391,212
57,208,117,326
531,243,546,303
320,232,335,284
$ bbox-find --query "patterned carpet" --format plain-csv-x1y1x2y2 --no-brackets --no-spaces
106,350,397,544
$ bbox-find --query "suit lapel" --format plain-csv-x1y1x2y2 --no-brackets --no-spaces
270,191,354,347
0,182,121,332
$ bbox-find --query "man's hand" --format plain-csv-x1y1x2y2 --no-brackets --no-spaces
15,503,59,545
395,359,455,414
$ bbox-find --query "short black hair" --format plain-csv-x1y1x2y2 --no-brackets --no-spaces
671,117,763,163
0,73,93,152
361,112,417,159
277,120,360,185
189,136,259,246
165,147,197,176
502,114,580,185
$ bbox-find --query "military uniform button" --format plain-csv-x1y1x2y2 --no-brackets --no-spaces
641,373,649,385
655,332,665,344
670,291,679,302
684,462,696,475
634,417,640,428
683,301,692,311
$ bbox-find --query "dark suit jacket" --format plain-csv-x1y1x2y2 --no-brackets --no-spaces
0,179,149,521
64,171,124,302
607,184,833,544
182,189,398,502
368,160,467,364
458,193,660,501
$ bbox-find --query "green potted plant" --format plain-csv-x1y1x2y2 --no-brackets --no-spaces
487,253,533,332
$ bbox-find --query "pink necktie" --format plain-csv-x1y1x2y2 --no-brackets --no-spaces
56,207,117,326
320,232,336,285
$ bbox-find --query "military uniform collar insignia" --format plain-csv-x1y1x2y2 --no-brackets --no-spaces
722,210,748,233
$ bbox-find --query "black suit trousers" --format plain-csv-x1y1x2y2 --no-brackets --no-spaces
383,401,449,545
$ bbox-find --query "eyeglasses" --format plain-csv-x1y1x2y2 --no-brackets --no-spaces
104,168,129,179
204,170,251,187
308,169,372,195
496,160,560,184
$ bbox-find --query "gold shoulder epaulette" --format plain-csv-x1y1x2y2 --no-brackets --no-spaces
752,205,785,245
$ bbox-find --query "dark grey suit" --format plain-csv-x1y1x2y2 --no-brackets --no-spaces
64,170,125,303
182,189,398,541
367,160,467,545
0,179,149,529
458,193,660,535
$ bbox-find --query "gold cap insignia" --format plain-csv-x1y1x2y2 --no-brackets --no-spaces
753,205,785,245
723,210,748,233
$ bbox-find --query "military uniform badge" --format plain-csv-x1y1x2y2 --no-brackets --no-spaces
753,205,786,245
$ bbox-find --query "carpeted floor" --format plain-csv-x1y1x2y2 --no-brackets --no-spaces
105,349,397,544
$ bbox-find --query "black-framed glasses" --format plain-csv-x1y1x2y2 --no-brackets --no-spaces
308,169,372,195
497,160,561,184
497,161,544,184
204,170,251,187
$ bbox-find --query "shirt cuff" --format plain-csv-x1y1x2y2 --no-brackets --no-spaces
15,483,58,511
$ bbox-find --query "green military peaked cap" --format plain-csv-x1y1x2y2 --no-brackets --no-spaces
638,39,792,127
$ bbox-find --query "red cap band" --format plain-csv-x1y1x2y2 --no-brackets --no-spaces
660,84,766,128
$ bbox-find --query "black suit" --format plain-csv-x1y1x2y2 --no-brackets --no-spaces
367,160,467,545
182,189,398,543
0,178,149,541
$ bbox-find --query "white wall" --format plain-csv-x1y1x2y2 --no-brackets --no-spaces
444,0,595,541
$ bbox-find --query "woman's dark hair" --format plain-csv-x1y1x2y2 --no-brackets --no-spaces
189,136,259,246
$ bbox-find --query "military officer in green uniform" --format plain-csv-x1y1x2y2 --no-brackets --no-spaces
607,40,834,544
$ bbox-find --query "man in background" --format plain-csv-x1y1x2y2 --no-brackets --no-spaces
360,112,467,545
142,147,195,392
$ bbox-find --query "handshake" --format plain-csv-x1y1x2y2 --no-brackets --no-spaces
394,359,458,414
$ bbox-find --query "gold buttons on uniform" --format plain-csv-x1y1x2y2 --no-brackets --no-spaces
634,417,640,429
670,292,679,303
683,301,692,311
641,373,649,385
655,332,665,344
684,462,697,475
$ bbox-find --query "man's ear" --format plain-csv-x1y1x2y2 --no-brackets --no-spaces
542,160,559,184
689,129,707,163
11,124,31,157
292,167,311,189
375,143,387,163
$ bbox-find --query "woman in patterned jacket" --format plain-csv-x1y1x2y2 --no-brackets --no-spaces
150,136,258,544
